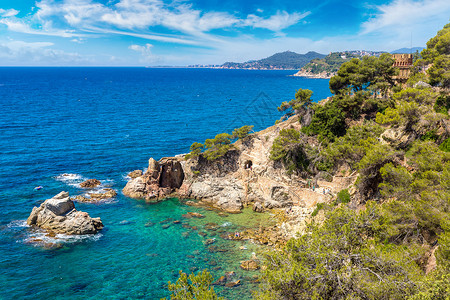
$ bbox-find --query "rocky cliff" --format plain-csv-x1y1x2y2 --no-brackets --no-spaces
123,116,357,214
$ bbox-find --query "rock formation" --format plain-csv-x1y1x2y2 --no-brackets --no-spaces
27,191,103,234
80,179,101,188
123,157,184,202
123,116,356,214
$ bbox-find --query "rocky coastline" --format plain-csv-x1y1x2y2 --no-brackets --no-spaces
291,69,335,79
123,115,357,239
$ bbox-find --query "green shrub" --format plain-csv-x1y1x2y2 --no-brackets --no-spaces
337,189,350,203
232,125,254,140
434,94,450,115
421,129,439,141
311,202,325,216
439,137,450,152
270,128,309,173
166,270,224,300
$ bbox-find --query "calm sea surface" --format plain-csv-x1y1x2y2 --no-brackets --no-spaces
0,68,331,299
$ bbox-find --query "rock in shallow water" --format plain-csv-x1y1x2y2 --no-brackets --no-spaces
80,179,101,188
240,259,260,271
27,191,103,235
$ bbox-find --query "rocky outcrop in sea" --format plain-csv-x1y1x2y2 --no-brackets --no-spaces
27,191,104,234
123,157,184,201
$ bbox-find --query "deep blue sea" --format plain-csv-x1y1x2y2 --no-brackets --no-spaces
0,68,331,299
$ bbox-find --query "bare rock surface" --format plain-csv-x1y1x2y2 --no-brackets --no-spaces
27,191,103,234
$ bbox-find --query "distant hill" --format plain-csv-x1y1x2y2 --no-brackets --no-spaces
219,51,326,70
294,50,385,78
391,47,424,54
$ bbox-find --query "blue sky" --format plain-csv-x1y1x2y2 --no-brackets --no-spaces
0,0,449,66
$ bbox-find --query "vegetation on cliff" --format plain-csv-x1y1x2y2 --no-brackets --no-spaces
296,51,385,78
169,23,449,300
185,125,254,161
299,51,364,76
258,23,450,299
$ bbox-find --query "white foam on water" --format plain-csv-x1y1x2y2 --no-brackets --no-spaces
54,173,86,187
122,174,132,182
7,220,28,228
221,222,232,227
101,179,114,187
23,229,103,246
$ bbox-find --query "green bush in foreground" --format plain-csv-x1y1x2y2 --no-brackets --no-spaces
166,270,224,300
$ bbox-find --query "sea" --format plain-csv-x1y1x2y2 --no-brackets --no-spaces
0,68,331,300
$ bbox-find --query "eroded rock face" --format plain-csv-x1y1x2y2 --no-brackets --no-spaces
185,177,244,213
27,191,103,234
122,157,184,201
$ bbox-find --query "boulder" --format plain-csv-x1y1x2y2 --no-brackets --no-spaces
225,280,241,288
127,170,143,179
123,177,146,198
240,259,260,271
212,276,226,286
252,202,264,213
182,212,205,219
414,81,431,89
89,188,117,200
27,191,103,235
80,179,101,188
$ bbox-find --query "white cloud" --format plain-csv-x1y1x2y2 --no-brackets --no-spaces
0,18,84,38
129,43,160,63
0,0,306,43
0,40,89,65
244,11,310,32
361,0,450,34
0,8,19,17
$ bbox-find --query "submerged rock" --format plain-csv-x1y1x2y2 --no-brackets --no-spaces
80,179,101,188
27,191,103,235
225,280,241,288
182,212,205,219
240,259,260,271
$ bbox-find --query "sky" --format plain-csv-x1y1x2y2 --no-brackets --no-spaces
0,0,449,66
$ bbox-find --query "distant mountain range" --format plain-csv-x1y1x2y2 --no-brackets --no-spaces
221,51,326,70
391,47,425,54
189,51,326,70
188,47,425,70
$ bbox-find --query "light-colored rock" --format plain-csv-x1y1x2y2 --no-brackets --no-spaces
413,81,431,89
252,202,263,212
123,177,146,198
27,191,103,234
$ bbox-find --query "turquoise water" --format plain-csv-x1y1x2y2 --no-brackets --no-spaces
0,68,331,299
